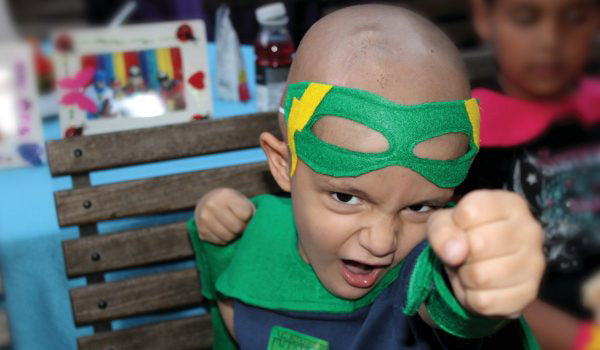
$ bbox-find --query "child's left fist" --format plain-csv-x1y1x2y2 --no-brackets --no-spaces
426,190,545,318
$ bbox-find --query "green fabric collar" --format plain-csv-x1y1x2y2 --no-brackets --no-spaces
214,195,403,312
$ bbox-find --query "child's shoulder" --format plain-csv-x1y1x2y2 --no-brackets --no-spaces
250,193,292,210
473,77,600,147
247,194,293,229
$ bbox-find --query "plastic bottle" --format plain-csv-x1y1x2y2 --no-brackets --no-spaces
254,2,294,112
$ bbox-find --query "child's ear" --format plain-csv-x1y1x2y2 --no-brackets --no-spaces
260,132,291,192
471,0,492,41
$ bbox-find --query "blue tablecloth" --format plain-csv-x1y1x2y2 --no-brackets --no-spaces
0,43,264,349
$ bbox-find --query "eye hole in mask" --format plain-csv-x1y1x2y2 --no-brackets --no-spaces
313,116,389,153
413,133,469,161
313,116,469,161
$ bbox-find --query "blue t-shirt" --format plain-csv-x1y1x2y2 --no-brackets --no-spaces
233,242,531,350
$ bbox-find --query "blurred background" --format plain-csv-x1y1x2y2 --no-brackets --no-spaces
1,1,487,348
1,0,599,349
7,0,480,48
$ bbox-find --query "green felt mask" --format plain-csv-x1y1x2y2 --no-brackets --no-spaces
284,82,480,188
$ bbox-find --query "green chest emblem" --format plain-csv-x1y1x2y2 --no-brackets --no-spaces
267,326,330,350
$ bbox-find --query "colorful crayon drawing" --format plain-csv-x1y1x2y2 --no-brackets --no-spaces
0,43,44,169
81,47,185,120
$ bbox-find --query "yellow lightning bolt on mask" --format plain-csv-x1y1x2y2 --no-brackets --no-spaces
465,98,480,149
287,83,333,176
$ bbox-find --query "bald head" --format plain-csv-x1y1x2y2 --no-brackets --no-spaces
288,5,470,104
279,5,471,161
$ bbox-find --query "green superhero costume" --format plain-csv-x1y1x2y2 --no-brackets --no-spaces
188,195,538,349
188,82,538,349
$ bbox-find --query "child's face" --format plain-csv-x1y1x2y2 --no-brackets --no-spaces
477,0,599,99
262,3,473,300
289,124,466,299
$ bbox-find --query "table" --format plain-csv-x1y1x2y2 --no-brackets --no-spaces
0,43,264,349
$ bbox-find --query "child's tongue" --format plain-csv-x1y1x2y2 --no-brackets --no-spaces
341,259,383,289
344,260,374,274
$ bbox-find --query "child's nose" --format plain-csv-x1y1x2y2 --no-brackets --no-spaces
537,19,561,50
358,218,398,258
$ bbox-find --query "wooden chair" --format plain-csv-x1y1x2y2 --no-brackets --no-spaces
0,274,11,350
47,50,503,349
48,112,281,350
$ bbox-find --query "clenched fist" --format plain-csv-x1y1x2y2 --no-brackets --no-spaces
194,188,255,245
426,190,545,318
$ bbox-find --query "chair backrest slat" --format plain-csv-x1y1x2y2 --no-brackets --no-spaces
55,163,277,227
63,221,192,278
70,268,202,326
53,112,282,348
47,112,280,176
77,315,212,350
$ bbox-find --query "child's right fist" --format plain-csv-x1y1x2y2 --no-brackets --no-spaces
194,188,255,245
427,190,545,318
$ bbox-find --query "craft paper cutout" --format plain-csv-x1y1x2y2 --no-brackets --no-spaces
58,67,94,89
58,67,97,113
60,91,97,113
188,71,205,90
55,34,73,52
65,126,84,138
177,24,195,42
0,43,45,168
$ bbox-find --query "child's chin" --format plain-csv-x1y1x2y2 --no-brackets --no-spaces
331,283,374,300
522,78,573,99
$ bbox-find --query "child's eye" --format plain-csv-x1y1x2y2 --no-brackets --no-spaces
511,8,538,27
563,9,585,25
331,192,361,205
406,204,434,213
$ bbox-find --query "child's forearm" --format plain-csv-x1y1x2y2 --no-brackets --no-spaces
524,299,579,350
217,299,237,341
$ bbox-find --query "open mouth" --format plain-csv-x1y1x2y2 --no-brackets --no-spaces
340,259,388,289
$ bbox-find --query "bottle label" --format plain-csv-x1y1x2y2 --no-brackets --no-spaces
256,65,290,112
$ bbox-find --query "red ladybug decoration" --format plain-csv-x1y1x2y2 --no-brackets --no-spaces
65,126,84,138
55,34,73,52
177,25,195,42
192,114,208,121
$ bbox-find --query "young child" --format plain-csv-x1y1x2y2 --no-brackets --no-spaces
466,0,600,348
190,5,545,349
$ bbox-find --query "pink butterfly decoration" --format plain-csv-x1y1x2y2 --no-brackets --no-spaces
58,67,97,113
61,91,97,113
